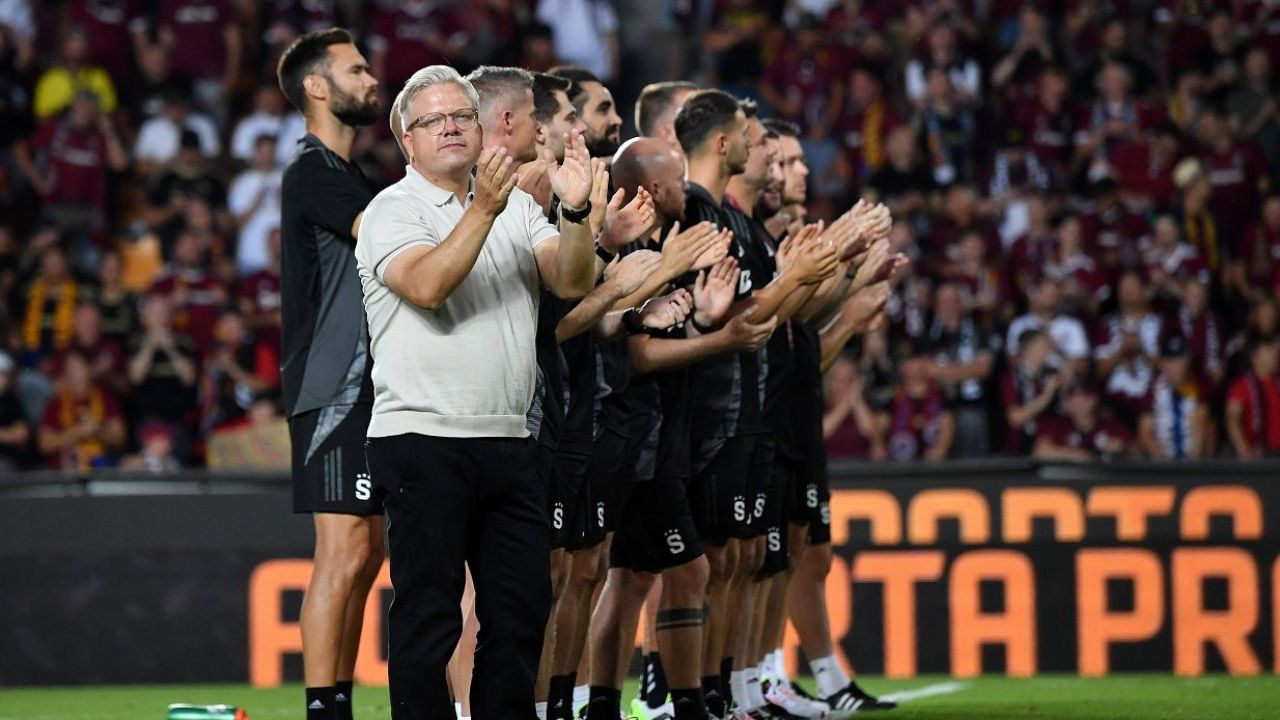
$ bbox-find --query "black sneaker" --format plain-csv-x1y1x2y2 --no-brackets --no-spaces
826,680,897,715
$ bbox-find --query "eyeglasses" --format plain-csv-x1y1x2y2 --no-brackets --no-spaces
406,108,480,135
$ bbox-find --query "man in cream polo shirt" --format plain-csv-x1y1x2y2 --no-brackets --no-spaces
355,65,596,720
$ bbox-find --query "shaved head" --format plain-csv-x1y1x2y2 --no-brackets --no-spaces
612,137,687,223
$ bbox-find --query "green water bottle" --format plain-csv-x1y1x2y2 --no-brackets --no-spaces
166,704,250,720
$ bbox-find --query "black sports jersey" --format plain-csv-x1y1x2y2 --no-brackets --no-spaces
683,184,769,471
531,289,567,449
279,134,375,416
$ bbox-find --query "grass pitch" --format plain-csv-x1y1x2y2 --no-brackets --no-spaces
2,675,1277,719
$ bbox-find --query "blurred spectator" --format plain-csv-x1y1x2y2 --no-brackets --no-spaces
0,0,35,70
1007,195,1056,303
1095,271,1161,426
0,26,34,151
1195,107,1270,243
1033,380,1134,461
947,232,1007,326
33,25,117,119
119,419,181,472
1227,47,1280,169
14,90,127,255
1045,213,1109,316
987,127,1052,245
125,294,198,437
823,354,882,460
148,228,226,357
63,303,126,396
1171,157,1225,275
38,350,126,470
368,0,469,95
1139,333,1212,460
926,186,996,277
1112,120,1181,213
65,0,148,81
824,0,889,68
1007,278,1090,375
518,22,557,73
134,88,220,175
237,227,281,356
260,0,341,75
91,249,138,347
878,339,953,461
704,0,770,100
124,43,192,128
1236,194,1280,301
156,0,241,122
200,310,279,434
1144,214,1211,303
1167,277,1224,385
1000,328,1061,456
1072,17,1158,99
759,13,843,140
835,67,899,193
1165,67,1207,136
1014,66,1073,175
1082,177,1148,279
917,68,975,186
866,126,934,216
146,132,227,246
227,134,282,274
0,350,28,469
904,23,980,110
1225,334,1280,458
991,5,1056,97
1075,63,1152,176
925,282,994,457
1196,8,1245,97
20,246,81,360
537,0,619,82
230,85,289,165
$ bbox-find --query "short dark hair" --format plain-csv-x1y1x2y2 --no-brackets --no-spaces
674,89,745,155
276,27,353,113
549,66,600,110
762,118,800,139
532,72,572,125
635,81,698,136
466,65,535,118
1017,328,1046,352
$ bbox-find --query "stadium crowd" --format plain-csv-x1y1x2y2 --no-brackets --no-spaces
0,0,1278,472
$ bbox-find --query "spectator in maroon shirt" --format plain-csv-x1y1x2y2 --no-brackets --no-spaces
1095,271,1161,426
148,229,227,358
1082,177,1149,279
237,227,281,356
1195,107,1271,243
38,349,126,470
1075,62,1152,174
156,0,241,122
948,232,1009,327
368,0,466,98
823,354,883,460
835,67,900,193
991,5,1057,101
1225,334,1280,458
925,185,998,278
1144,214,1211,304
1044,213,1109,318
1015,66,1073,174
1235,194,1280,300
61,303,127,397
200,310,279,435
1034,380,1135,461
824,0,889,69
878,339,954,462
65,0,147,81
1007,194,1057,304
1167,277,1225,385
1112,120,1181,214
260,0,340,75
759,13,844,141
1001,328,1062,455
1238,0,1280,72
15,91,127,253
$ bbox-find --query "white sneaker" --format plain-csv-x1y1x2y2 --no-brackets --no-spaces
763,679,831,718
630,697,675,720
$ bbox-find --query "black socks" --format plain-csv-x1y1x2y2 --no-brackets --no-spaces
306,686,335,720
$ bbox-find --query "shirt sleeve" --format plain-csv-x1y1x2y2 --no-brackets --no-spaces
357,192,440,283
299,160,374,245
522,191,559,248
227,173,256,215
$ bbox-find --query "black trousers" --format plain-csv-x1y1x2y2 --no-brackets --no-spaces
367,434,551,720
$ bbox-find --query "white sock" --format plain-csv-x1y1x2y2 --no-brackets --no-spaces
745,668,766,710
455,702,463,720
729,670,751,710
535,701,548,720
810,654,850,697
573,684,590,709
771,649,790,684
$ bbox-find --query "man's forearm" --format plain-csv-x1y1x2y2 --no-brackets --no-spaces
398,205,498,309
775,283,819,325
556,281,623,344
798,270,851,326
551,217,597,298
737,273,801,324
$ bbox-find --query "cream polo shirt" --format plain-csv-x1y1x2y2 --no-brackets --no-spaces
355,165,559,439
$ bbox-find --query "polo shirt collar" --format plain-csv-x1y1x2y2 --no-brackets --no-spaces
405,165,475,207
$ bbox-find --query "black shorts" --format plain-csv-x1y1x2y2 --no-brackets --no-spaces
587,428,627,545
610,475,705,574
546,444,590,551
290,404,381,516
747,436,776,539
689,435,771,544
759,459,792,578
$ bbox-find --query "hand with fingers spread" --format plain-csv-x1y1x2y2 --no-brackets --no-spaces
473,146,519,217
692,256,739,328
585,157,610,236
788,222,838,285
604,249,662,297
638,288,693,329
551,130,593,212
724,305,777,352
691,226,733,271
658,222,727,279
603,187,659,251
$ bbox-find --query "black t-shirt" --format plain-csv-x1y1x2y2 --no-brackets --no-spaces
0,389,28,465
127,333,199,424
557,296,599,455
787,322,825,456
683,185,767,470
279,134,375,416
532,289,567,450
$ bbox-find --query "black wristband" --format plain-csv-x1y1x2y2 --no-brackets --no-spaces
560,200,591,224
691,316,716,335
595,244,616,263
622,308,646,335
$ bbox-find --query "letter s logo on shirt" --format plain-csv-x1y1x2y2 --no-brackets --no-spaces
355,473,372,501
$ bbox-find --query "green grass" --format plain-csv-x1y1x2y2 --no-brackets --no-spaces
2,675,1278,719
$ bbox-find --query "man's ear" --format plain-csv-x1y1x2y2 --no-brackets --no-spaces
501,109,514,136
716,131,728,157
534,120,548,147
302,74,328,105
